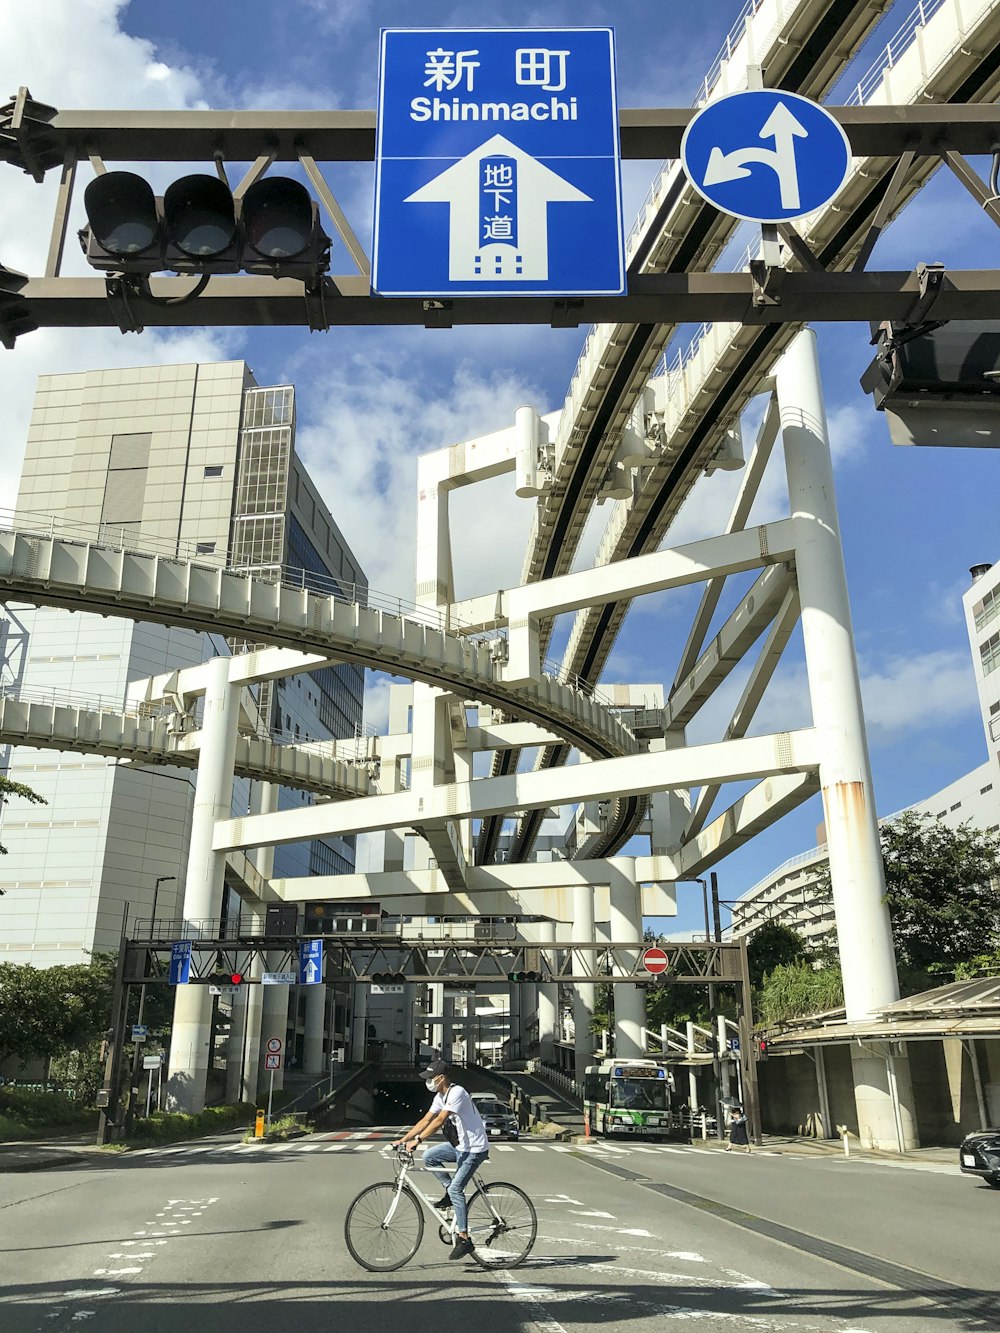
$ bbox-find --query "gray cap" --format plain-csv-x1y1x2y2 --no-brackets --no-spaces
420,1059,448,1080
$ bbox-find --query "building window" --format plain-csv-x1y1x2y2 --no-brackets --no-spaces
195,541,216,555
242,385,294,430
234,427,290,516
981,630,1000,677
204,465,224,478
981,784,993,795
991,702,1000,715
974,584,1000,634
950,802,961,812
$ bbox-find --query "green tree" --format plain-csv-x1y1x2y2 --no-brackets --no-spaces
0,958,113,1067
746,921,809,988
0,774,46,854
880,811,1000,982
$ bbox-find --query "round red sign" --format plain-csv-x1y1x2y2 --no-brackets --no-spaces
642,947,669,975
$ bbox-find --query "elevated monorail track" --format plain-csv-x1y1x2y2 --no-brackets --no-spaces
501,0,1000,866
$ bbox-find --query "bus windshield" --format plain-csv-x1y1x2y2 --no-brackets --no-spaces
609,1078,668,1111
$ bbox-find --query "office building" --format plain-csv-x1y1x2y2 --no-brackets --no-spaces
0,359,366,1082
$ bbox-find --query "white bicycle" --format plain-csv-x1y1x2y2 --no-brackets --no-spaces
344,1145,537,1272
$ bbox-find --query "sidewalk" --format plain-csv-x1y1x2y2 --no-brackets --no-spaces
0,1132,107,1173
567,1130,958,1168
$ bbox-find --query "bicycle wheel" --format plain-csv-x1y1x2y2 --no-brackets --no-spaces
344,1182,424,1272
466,1181,536,1268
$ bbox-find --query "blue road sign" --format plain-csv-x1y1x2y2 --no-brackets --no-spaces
681,89,851,224
728,1037,741,1052
299,938,323,986
169,941,191,985
373,27,625,297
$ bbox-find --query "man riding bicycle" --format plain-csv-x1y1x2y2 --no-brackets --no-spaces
392,1059,489,1260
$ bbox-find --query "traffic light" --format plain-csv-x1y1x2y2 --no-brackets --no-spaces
80,170,331,282
229,972,245,986
757,1038,769,1061
507,970,542,983
371,971,406,985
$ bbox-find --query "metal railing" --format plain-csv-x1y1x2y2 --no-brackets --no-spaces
0,511,625,716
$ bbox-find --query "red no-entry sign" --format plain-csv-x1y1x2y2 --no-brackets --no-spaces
642,947,670,974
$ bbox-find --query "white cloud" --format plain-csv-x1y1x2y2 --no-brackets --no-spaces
858,647,979,740
293,348,545,597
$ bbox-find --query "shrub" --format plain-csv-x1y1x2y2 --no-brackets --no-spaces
129,1101,254,1145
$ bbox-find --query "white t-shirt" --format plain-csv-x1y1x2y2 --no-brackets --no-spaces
430,1083,489,1154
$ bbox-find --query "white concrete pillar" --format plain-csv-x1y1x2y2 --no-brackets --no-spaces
442,992,456,1061
537,920,557,1065
166,656,240,1113
777,329,917,1149
609,860,644,1058
303,983,327,1075
572,887,596,1088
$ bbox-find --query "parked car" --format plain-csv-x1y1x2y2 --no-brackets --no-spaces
959,1128,1000,1188
472,1094,519,1140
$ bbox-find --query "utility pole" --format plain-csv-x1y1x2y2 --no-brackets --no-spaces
124,876,175,1138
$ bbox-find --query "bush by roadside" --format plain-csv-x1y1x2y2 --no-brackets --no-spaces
241,1113,306,1144
0,1086,98,1141
129,1101,254,1145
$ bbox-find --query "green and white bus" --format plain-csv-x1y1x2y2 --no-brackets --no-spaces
583,1058,674,1138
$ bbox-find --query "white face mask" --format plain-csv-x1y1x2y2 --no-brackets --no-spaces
425,1078,438,1092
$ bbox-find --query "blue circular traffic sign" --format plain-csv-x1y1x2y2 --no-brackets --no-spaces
681,89,851,224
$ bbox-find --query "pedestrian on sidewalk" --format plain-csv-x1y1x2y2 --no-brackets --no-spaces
725,1104,751,1153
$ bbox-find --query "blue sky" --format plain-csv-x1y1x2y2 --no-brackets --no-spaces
2,1,999,936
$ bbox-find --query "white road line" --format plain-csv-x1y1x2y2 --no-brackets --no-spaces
522,1146,544,1153
324,1144,347,1151
296,1144,323,1152
494,1145,515,1152
355,1143,376,1151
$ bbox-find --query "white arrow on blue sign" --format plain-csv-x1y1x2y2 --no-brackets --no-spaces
681,89,851,224
299,939,323,986
373,27,625,297
169,941,191,985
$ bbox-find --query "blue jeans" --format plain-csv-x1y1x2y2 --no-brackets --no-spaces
422,1142,489,1233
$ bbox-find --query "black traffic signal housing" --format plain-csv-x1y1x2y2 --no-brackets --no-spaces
80,170,331,282
756,1038,769,1061
507,970,542,983
371,971,406,985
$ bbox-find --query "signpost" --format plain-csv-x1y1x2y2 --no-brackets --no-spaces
264,1037,282,1130
373,26,624,297
298,939,323,986
262,971,297,986
680,88,851,224
142,1053,161,1117
131,1024,148,1042
641,946,670,975
168,941,191,985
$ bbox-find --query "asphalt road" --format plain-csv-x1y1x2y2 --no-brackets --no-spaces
1,1129,996,1333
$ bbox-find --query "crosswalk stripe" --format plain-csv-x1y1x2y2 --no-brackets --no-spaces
297,1144,323,1151
355,1143,375,1151
521,1146,544,1153
494,1145,515,1152
324,1144,347,1152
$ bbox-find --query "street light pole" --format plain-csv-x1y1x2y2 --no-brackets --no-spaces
125,875,176,1138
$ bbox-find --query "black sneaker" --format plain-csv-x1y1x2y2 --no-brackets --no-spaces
433,1195,452,1213
449,1236,475,1260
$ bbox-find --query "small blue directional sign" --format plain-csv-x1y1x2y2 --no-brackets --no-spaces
373,27,625,297
299,938,323,986
169,941,191,986
681,89,851,224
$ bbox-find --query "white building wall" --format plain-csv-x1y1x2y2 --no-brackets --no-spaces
963,559,1000,788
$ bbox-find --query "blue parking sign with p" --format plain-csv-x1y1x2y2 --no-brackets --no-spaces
373,27,625,297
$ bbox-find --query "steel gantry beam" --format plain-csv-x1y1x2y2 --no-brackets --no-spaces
118,935,747,985
6,96,1000,341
